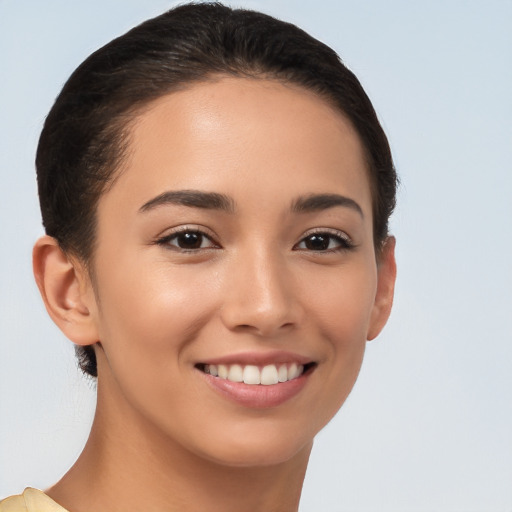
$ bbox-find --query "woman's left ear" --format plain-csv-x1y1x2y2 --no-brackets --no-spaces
367,236,397,341
33,235,99,346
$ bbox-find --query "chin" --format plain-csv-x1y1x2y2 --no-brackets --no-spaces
186,418,317,468
201,438,313,468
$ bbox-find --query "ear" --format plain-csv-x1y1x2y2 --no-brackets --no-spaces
33,235,99,346
367,236,397,341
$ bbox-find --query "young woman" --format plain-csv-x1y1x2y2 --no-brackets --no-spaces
1,3,397,511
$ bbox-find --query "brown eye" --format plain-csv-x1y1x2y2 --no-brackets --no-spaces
303,234,330,251
157,230,218,251
295,232,352,252
175,232,204,249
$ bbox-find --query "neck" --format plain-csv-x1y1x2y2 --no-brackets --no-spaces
47,375,312,512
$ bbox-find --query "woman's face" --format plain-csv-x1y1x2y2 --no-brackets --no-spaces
85,77,394,466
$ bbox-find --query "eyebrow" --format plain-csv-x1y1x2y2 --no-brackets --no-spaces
291,193,364,218
139,189,363,218
139,190,235,214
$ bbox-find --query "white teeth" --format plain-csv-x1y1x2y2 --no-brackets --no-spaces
261,365,279,385
227,364,243,382
203,362,307,385
218,364,228,379
288,362,304,380
243,365,260,385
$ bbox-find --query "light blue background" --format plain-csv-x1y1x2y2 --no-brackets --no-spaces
1,1,511,510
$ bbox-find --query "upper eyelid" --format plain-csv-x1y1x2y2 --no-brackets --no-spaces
155,224,218,241
299,227,352,242
155,229,220,253
293,228,356,253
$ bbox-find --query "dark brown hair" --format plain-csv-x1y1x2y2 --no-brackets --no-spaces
36,2,397,377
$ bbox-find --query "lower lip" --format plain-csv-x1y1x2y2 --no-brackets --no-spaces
199,370,311,409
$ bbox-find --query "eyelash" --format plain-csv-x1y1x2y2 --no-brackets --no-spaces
155,226,219,252
154,227,354,253
293,229,354,253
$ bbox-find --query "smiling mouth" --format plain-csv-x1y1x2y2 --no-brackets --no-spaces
196,362,317,386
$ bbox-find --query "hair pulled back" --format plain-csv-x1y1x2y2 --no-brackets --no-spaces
36,2,397,377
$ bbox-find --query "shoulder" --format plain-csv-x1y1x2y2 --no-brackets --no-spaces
0,489,68,512
0,493,27,512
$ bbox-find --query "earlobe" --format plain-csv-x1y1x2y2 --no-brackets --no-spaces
367,236,397,341
33,235,99,346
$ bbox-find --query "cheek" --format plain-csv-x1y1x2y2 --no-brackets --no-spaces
91,259,221,438
311,260,377,345
308,260,377,409
93,257,220,372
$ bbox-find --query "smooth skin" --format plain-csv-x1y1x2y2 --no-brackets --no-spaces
33,77,396,512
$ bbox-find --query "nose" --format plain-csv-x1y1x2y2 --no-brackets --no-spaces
219,248,303,337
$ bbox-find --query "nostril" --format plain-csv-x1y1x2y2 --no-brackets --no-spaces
232,321,295,336
219,286,303,336
230,324,258,333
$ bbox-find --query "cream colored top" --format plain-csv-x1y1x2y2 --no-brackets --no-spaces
0,489,68,512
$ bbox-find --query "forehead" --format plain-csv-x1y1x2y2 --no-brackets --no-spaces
101,77,372,217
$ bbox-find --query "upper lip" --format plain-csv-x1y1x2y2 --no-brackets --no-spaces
198,350,315,367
